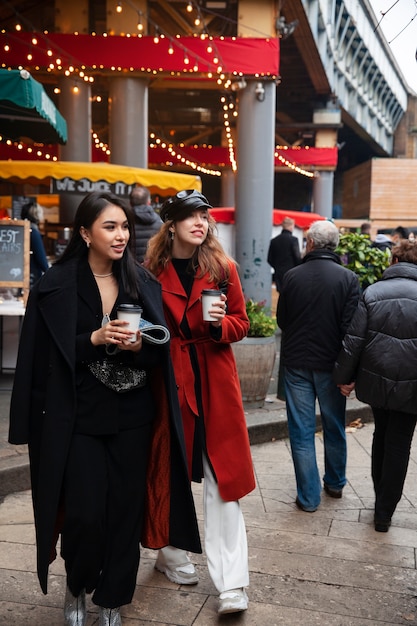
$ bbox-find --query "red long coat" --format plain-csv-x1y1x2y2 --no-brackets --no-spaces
158,260,255,501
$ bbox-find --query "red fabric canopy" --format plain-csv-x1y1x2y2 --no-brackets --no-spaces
1,33,279,77
0,142,338,169
210,207,325,229
149,145,338,168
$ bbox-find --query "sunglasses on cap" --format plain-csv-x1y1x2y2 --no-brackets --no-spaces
161,189,212,222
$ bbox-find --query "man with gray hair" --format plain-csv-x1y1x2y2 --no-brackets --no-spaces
277,220,360,512
267,216,301,291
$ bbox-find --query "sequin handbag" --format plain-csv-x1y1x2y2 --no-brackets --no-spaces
87,359,147,393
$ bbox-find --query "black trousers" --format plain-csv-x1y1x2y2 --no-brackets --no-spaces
371,407,417,522
61,423,153,608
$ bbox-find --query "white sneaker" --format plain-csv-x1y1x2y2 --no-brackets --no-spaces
154,553,199,585
218,588,248,614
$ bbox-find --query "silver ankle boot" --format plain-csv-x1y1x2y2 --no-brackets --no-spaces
64,586,86,626
99,606,122,626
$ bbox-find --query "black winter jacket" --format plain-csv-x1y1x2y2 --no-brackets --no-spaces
133,204,163,263
278,249,360,371
334,262,417,414
267,229,301,289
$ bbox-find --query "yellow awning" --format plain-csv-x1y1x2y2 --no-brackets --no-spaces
0,160,202,195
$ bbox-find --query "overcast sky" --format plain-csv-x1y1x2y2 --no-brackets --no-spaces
368,0,417,92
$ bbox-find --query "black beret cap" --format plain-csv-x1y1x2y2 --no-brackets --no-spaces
161,190,212,222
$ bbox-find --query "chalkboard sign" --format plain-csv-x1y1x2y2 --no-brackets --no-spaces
0,220,30,304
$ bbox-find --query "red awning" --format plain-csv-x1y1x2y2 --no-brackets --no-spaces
1,33,279,77
210,207,326,230
0,143,338,170
149,145,338,168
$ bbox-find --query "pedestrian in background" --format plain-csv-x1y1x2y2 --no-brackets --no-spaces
277,220,360,512
129,185,162,263
145,189,255,615
360,222,372,237
267,216,301,291
20,199,49,287
334,240,417,532
9,191,200,626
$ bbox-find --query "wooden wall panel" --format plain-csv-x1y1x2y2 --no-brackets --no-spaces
342,161,372,218
370,159,417,220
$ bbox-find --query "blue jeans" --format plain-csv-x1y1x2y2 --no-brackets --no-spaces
284,367,347,510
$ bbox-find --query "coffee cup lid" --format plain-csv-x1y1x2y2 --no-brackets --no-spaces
201,289,221,296
117,304,143,312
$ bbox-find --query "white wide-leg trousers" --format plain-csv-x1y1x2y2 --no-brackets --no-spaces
159,454,249,593
202,454,249,592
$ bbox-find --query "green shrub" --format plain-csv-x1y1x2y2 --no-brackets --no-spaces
335,232,390,287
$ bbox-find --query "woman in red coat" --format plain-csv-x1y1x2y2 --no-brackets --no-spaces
145,190,255,615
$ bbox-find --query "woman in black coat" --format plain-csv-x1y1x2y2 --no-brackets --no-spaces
9,191,201,626
334,240,417,533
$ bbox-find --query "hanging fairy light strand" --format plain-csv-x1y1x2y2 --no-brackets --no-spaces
149,134,221,176
275,146,315,178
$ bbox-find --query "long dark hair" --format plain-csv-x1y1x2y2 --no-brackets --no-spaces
55,191,140,299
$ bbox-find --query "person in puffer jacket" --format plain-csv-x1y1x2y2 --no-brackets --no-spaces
129,186,163,263
334,240,417,533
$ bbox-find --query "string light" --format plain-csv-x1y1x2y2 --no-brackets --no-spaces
137,13,144,32
116,2,122,14
186,2,193,12
274,146,315,178
0,133,321,180
149,140,222,176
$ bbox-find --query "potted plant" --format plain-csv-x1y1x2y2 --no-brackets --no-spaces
245,299,277,337
232,299,277,408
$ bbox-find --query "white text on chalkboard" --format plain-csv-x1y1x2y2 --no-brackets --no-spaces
0,229,20,244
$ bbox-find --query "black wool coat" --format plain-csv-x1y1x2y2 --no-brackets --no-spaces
267,229,301,288
9,258,201,594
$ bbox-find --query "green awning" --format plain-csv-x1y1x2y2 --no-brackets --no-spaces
0,69,67,144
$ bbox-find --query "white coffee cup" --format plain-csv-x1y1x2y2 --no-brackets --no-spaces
201,289,222,321
117,304,142,342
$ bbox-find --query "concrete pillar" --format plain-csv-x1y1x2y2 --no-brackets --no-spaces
312,105,340,218
58,77,92,222
109,77,148,168
55,0,88,34
235,80,276,308
237,0,275,36
221,168,235,206
312,171,334,218
58,78,91,162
